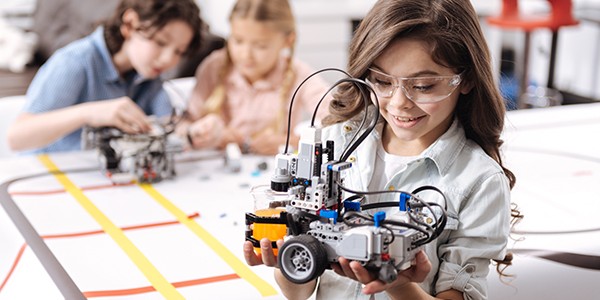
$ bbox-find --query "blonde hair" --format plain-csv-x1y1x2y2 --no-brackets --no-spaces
203,0,296,134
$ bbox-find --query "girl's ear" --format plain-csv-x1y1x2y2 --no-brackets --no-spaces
460,80,474,95
284,32,296,49
120,9,140,39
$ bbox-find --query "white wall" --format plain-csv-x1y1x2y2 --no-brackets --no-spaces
3,0,598,99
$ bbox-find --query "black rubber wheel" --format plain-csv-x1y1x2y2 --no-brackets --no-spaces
278,235,327,284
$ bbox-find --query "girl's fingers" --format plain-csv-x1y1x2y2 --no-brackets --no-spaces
349,260,376,284
243,241,263,266
260,238,278,267
337,257,358,281
331,263,346,277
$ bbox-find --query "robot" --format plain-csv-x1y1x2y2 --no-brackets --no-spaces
245,126,447,284
81,118,183,183
245,71,447,284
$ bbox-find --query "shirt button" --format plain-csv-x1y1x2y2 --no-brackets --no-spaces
465,265,475,273
388,185,395,191
348,156,356,162
343,125,353,132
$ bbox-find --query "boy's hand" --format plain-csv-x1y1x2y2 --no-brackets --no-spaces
86,97,151,134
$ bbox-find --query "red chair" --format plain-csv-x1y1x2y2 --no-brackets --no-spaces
488,0,579,108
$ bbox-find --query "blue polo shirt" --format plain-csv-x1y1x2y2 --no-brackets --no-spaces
23,27,173,153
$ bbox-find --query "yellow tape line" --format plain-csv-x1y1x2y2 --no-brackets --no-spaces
138,183,278,297
38,155,184,300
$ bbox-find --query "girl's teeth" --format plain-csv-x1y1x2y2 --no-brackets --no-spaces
396,116,417,122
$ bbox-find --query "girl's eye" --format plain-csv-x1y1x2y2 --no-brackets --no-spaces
412,84,434,92
154,39,168,47
375,78,392,86
231,38,243,45
254,43,269,50
410,78,439,93
374,77,392,86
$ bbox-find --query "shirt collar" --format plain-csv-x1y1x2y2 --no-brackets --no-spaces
90,27,121,83
420,118,466,176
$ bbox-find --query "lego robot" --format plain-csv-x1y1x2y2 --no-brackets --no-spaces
245,126,447,284
81,119,182,183
245,71,447,284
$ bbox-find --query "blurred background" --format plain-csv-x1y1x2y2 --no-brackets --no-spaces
1,0,600,106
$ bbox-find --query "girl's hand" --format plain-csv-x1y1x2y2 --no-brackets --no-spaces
85,96,152,134
331,250,431,295
245,239,319,299
247,129,293,155
243,238,283,267
187,113,226,149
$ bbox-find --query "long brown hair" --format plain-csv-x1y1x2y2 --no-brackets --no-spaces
104,0,204,57
325,0,519,274
202,0,296,133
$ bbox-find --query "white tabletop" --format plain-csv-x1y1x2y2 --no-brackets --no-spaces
0,150,284,299
490,103,600,299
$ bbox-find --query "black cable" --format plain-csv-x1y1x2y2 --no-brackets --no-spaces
338,108,368,162
361,201,404,210
411,185,447,209
304,77,373,162
338,181,448,246
341,210,430,244
339,80,380,162
280,68,381,165
283,68,352,154
342,194,366,203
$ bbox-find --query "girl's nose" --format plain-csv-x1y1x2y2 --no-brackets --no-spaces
388,86,414,110
241,45,252,60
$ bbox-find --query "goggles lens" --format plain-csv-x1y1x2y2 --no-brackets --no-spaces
366,68,463,103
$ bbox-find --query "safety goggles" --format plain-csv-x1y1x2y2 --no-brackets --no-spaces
366,68,463,103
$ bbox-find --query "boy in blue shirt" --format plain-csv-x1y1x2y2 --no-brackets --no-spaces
7,0,203,153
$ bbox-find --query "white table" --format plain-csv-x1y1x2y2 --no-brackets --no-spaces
0,150,284,299
2,103,600,299
488,103,600,299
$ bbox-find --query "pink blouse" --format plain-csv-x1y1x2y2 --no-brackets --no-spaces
187,48,330,138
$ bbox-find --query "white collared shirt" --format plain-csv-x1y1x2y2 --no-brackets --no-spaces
316,115,511,300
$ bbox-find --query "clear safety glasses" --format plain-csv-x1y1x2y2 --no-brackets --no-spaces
366,68,463,103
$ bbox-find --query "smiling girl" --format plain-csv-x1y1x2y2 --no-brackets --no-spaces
244,0,518,299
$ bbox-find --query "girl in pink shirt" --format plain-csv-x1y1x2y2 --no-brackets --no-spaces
182,0,330,155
